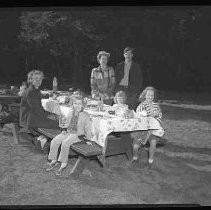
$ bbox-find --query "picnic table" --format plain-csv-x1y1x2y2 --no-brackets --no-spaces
41,98,161,165
0,94,21,104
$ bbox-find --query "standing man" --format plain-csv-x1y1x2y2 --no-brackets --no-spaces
115,47,143,110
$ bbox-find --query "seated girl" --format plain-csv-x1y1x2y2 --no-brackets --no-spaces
46,96,92,176
112,90,129,117
130,86,164,164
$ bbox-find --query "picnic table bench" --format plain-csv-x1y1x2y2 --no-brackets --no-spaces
34,128,132,177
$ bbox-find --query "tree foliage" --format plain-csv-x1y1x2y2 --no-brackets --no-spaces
19,7,211,92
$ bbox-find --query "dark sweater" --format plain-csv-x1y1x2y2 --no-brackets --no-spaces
19,85,59,129
115,61,143,93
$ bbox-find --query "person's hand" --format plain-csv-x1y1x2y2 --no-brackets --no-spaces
59,114,67,127
86,141,92,145
61,129,67,135
139,110,147,117
125,110,134,119
152,108,159,117
92,93,100,100
48,113,57,120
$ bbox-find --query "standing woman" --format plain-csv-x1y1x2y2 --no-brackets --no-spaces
90,51,115,105
19,70,59,132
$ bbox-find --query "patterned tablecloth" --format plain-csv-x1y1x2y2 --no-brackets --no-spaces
84,109,162,153
41,99,162,152
41,99,72,118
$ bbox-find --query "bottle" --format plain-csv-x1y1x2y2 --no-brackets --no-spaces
98,96,104,111
53,77,58,92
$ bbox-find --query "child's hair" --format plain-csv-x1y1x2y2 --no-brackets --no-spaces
114,90,127,104
27,70,44,85
138,86,158,103
69,96,86,110
72,90,85,98
22,81,27,87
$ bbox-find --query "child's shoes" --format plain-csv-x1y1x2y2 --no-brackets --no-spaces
46,162,58,171
55,167,64,176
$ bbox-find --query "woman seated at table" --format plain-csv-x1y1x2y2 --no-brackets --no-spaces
46,96,92,176
130,86,164,164
19,70,59,145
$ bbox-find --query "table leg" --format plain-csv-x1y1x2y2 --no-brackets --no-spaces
11,123,19,144
97,154,106,167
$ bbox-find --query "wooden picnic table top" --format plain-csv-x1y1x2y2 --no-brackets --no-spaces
0,94,21,104
0,94,20,99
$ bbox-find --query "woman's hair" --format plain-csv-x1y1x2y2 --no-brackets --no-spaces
114,90,127,104
27,70,44,85
138,86,158,103
124,46,134,54
97,51,110,64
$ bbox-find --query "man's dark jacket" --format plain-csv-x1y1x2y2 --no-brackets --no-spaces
19,85,58,129
115,61,143,93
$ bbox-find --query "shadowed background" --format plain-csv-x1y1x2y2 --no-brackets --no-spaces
0,6,211,94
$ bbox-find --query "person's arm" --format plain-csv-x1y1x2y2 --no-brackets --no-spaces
107,67,116,96
61,109,73,130
77,111,93,143
136,103,143,113
153,104,162,122
18,86,26,97
90,68,99,98
136,102,148,117
77,112,90,142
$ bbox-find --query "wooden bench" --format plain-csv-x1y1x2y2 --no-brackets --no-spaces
36,128,132,161
0,103,20,144
36,128,133,177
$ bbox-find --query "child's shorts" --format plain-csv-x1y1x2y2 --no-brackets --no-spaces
131,122,164,145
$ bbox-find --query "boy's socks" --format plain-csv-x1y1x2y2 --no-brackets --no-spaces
60,163,67,169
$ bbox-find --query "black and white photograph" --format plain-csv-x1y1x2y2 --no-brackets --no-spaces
0,3,210,207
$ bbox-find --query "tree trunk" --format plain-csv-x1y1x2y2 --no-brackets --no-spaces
55,56,62,78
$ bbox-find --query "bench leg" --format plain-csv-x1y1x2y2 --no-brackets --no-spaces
11,123,19,144
69,156,89,177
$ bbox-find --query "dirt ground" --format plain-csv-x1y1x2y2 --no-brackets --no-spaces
0,97,211,206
